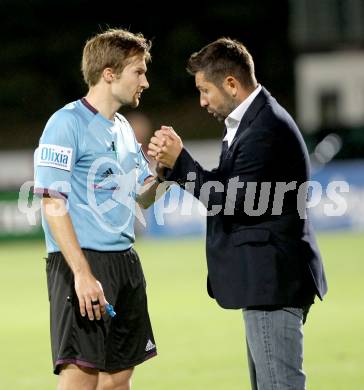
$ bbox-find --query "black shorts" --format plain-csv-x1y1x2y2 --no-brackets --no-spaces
46,248,157,374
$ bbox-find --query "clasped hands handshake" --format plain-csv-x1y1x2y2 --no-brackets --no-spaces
147,126,183,170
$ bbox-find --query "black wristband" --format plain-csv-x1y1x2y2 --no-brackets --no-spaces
155,175,164,183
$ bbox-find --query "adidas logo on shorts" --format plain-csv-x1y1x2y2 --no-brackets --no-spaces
145,339,156,352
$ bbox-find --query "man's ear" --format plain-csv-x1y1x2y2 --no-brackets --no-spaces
102,68,115,83
223,76,239,97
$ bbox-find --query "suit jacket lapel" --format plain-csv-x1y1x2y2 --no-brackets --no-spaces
229,87,271,149
218,127,229,165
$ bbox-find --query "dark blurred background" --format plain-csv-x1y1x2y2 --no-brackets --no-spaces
1,0,364,154
0,1,312,147
0,0,297,149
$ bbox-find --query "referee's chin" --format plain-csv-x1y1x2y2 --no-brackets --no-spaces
127,99,140,109
119,97,139,109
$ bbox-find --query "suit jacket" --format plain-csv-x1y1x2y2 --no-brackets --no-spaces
166,87,328,309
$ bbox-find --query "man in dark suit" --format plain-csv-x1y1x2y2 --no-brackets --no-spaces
148,38,327,389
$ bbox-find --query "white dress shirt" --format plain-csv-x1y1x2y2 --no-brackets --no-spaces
223,84,262,147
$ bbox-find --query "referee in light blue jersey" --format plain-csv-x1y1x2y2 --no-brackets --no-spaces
33,29,167,390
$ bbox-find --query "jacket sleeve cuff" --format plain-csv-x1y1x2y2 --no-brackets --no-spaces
164,147,191,185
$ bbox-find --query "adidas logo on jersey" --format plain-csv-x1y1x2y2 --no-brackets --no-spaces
145,339,156,352
101,168,114,178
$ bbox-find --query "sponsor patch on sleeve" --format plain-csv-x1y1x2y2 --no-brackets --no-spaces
37,144,73,171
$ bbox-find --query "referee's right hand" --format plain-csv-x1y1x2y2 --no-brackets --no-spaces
74,271,107,321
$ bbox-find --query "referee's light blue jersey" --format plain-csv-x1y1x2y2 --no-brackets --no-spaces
34,98,152,253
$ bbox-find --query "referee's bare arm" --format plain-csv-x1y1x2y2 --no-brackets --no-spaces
42,197,107,321
136,176,170,209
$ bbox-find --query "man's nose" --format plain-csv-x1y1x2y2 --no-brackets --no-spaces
200,96,208,108
142,76,149,90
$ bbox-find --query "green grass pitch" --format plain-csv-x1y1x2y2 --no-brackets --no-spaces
0,233,363,389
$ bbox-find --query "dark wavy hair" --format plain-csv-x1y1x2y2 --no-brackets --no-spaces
187,37,256,88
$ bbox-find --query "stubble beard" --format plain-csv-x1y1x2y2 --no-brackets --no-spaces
214,95,238,122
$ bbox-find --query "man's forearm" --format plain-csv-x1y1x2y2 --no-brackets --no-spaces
42,197,108,320
136,176,170,209
42,198,91,275
165,148,225,206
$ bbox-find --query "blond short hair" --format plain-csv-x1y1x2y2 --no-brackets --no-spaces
82,28,151,87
